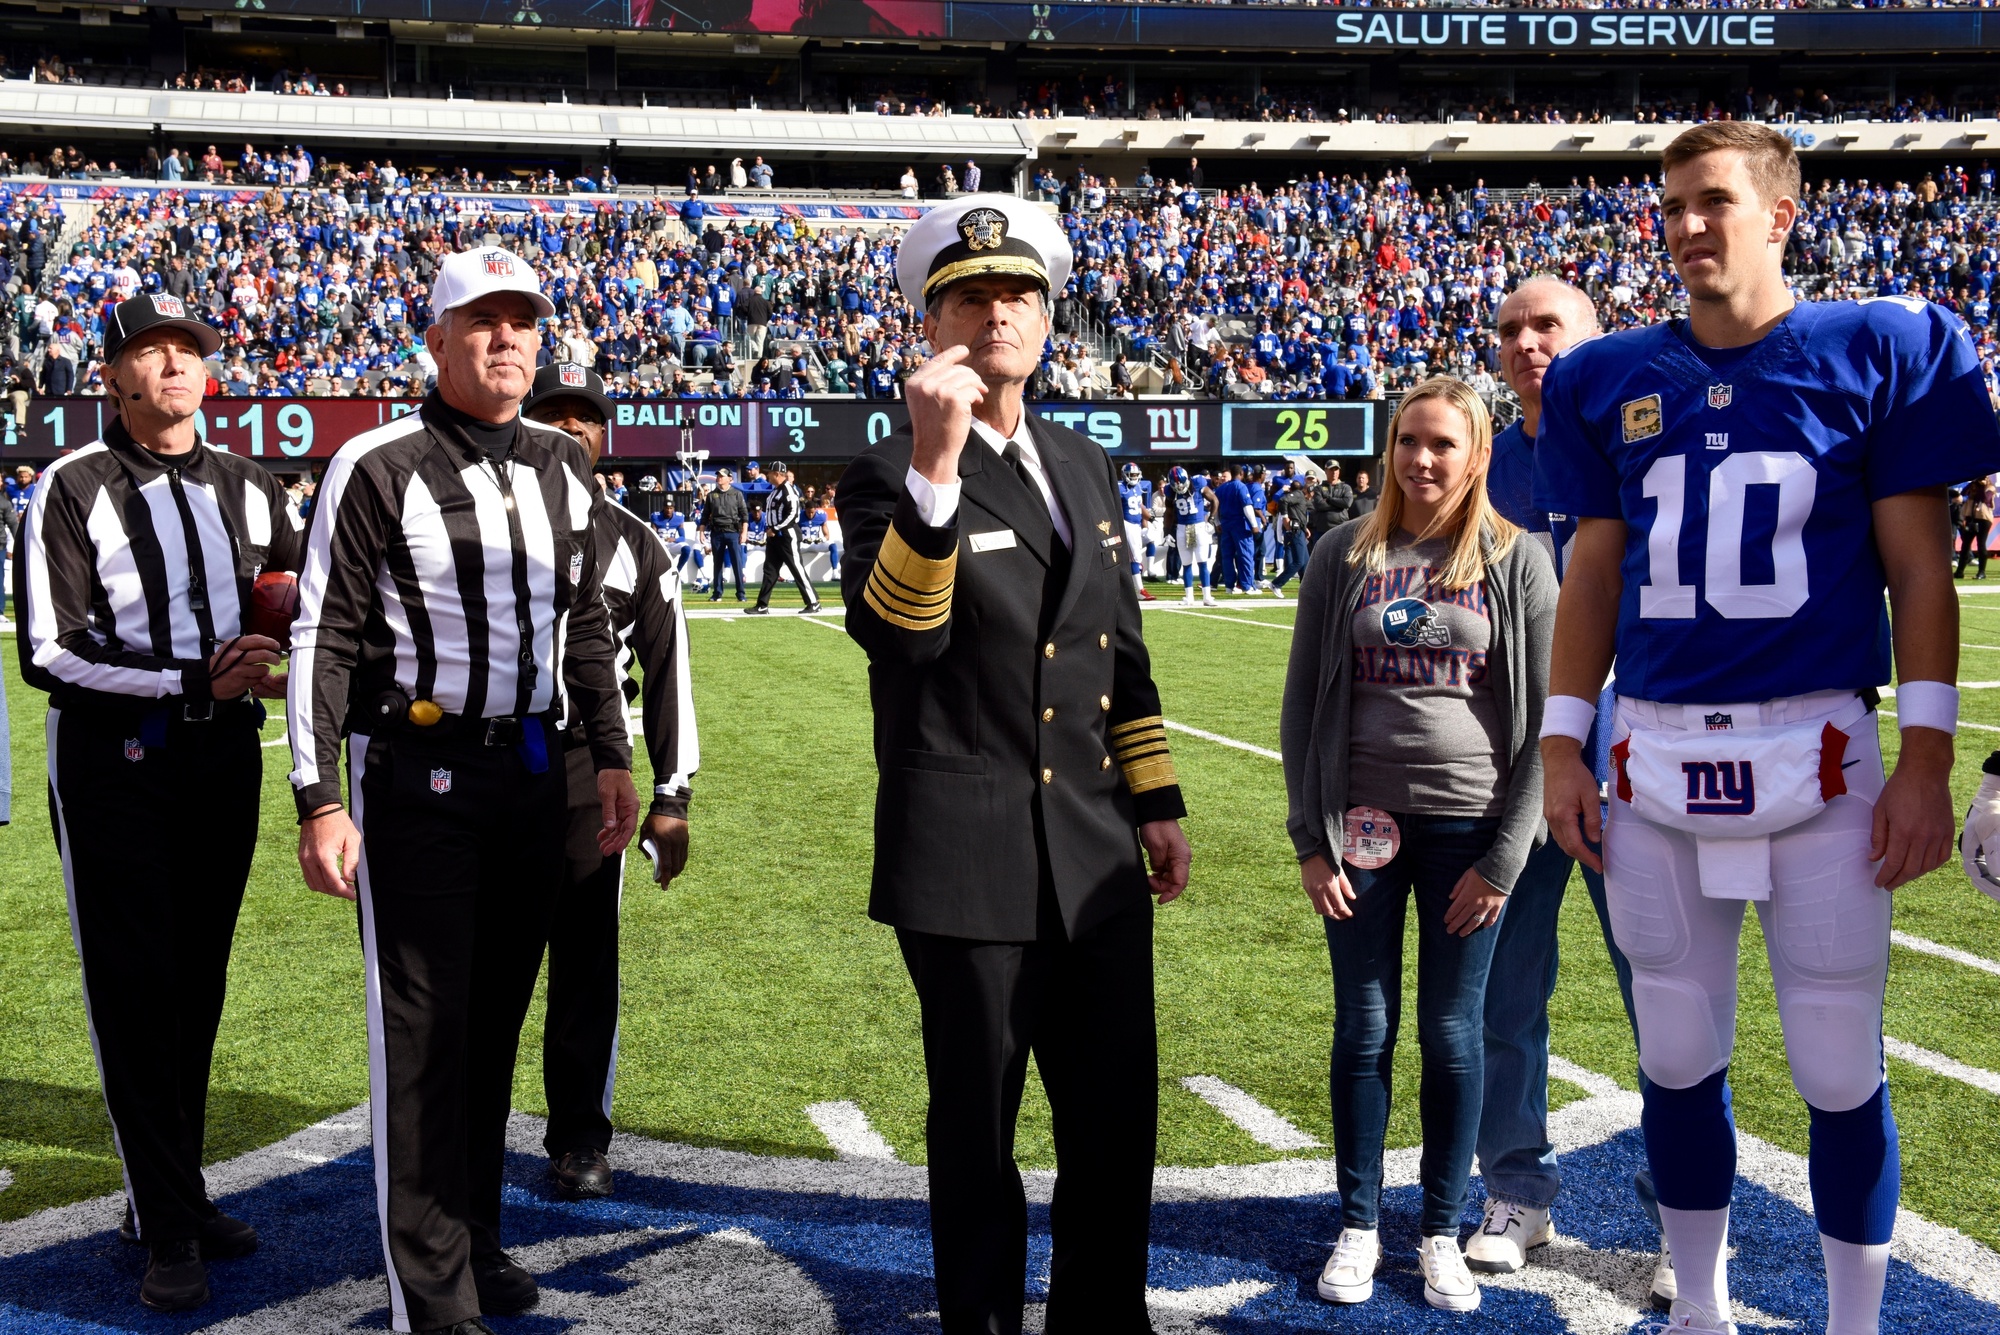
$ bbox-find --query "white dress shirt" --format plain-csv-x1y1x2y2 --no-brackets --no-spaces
905,414,1073,548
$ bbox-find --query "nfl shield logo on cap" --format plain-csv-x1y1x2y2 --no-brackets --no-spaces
1708,384,1733,409
560,365,586,388
483,251,513,276
153,294,185,318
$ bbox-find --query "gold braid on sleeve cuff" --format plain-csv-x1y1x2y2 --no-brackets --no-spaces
863,524,956,631
1108,714,1179,795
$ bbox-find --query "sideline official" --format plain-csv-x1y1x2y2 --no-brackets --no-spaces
522,361,699,1198
841,195,1191,1334
289,250,638,1335
15,293,300,1312
748,460,819,613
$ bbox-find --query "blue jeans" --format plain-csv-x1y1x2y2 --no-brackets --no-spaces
1478,830,1645,1209
710,532,747,599
1274,531,1310,589
1325,813,1504,1235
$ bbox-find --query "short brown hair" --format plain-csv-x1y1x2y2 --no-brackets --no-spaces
1661,122,1801,207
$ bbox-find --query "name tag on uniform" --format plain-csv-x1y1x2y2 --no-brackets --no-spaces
968,529,1017,553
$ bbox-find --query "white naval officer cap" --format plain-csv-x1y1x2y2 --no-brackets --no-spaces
894,194,1072,317
431,245,556,319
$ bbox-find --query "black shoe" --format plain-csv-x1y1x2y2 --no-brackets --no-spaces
471,1250,538,1315
121,1207,259,1259
419,1322,497,1335
804,602,823,614
139,1238,209,1313
547,1148,614,1200
745,605,770,615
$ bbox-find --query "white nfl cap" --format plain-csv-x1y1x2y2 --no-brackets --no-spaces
432,246,556,319
894,194,1072,317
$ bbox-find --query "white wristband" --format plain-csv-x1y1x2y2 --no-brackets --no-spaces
1539,694,1599,744
1893,680,1959,735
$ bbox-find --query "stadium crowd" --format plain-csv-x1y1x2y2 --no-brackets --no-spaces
4,150,2000,409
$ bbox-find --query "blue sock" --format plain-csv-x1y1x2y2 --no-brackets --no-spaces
1808,1082,1900,1246
1641,1067,1736,1211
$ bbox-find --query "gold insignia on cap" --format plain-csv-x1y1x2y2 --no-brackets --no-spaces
1622,393,1663,444
960,207,1008,252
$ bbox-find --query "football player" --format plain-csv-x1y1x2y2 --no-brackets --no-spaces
1168,466,1218,607
1536,122,2000,1335
1118,462,1156,601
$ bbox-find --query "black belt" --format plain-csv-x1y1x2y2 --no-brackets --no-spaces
57,694,262,726
364,708,554,748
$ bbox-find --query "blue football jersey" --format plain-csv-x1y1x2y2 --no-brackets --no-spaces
1489,421,1582,579
1171,479,1211,525
1214,478,1255,530
1534,297,2000,703
1119,480,1149,525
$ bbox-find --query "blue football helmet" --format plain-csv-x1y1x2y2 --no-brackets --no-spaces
1122,462,1142,483
1382,597,1450,648
1169,466,1190,492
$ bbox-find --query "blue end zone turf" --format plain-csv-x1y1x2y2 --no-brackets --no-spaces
0,1113,1992,1333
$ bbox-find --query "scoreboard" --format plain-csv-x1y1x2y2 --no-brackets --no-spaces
3,397,1380,463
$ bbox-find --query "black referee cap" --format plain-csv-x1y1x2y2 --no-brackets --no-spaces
524,361,615,423
103,293,222,364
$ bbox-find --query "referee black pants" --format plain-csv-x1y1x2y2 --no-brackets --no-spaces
46,703,260,1246
896,901,1158,1335
542,741,623,1159
350,727,565,1333
755,529,816,609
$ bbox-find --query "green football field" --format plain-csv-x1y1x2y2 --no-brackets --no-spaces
2,578,1999,1254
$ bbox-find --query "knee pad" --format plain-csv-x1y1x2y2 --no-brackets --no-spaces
1808,1083,1900,1246
1632,972,1733,1090
1603,812,1694,969
1778,989,1886,1111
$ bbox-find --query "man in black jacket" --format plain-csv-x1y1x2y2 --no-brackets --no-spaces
748,460,819,613
841,195,1191,1335
1308,462,1354,544
702,469,749,602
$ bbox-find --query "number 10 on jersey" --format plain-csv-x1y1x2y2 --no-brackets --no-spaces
1640,450,1815,621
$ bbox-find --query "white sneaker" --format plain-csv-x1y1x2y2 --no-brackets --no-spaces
1464,1198,1553,1274
1650,1240,1678,1310
1418,1235,1481,1312
1270,585,1286,599
1315,1227,1379,1304
1644,1299,1736,1334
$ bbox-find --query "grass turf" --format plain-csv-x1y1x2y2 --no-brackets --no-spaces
1,578,1998,1256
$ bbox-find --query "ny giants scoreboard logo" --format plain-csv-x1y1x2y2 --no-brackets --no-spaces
1683,760,1755,816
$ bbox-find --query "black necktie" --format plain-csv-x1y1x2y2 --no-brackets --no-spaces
1001,440,1041,501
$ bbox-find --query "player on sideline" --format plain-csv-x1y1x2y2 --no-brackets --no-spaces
1168,466,1218,606
1536,121,2000,1335
1118,462,1156,601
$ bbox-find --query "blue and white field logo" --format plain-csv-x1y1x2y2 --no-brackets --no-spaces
0,1058,1995,1333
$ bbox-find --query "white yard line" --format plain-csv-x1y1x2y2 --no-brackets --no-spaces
1162,719,1281,762
1884,1037,2000,1097
1880,682,2000,694
1154,606,1296,631
795,614,848,633
1179,1075,1323,1151
803,1100,900,1162
1892,930,2000,978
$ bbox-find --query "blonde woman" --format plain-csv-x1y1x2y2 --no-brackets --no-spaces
1280,377,1557,1314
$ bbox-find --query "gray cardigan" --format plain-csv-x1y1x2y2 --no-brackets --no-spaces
1279,518,1558,894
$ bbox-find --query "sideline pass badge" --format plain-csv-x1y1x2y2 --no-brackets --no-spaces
1342,806,1401,870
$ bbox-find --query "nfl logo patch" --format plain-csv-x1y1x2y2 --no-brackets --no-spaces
430,767,453,794
1708,384,1733,410
153,294,185,318
483,252,512,277
569,552,585,585
1705,712,1735,731
123,738,145,762
560,365,586,388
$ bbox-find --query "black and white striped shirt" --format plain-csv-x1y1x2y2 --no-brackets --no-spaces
14,418,304,708
763,479,801,536
591,502,698,817
287,394,631,818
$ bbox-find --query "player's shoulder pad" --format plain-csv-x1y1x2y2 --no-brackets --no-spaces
1800,295,1974,387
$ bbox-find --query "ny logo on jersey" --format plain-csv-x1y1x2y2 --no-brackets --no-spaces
1705,433,1729,451
1683,760,1755,815
1708,384,1733,410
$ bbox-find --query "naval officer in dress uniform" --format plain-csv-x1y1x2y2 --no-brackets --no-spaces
837,194,1192,1335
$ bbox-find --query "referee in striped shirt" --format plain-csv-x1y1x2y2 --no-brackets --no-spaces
14,293,302,1313
288,250,638,1335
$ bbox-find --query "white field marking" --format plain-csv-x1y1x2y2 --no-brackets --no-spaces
1163,718,1282,761
1547,1054,1626,1100
1884,1036,2000,1097
795,614,848,633
803,1100,900,1162
261,729,290,748
1154,607,1296,631
1879,682,2000,694
1961,645,2000,653
1893,930,2000,977
1179,1075,1324,1151
0,1168,11,1192
1879,705,2000,734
